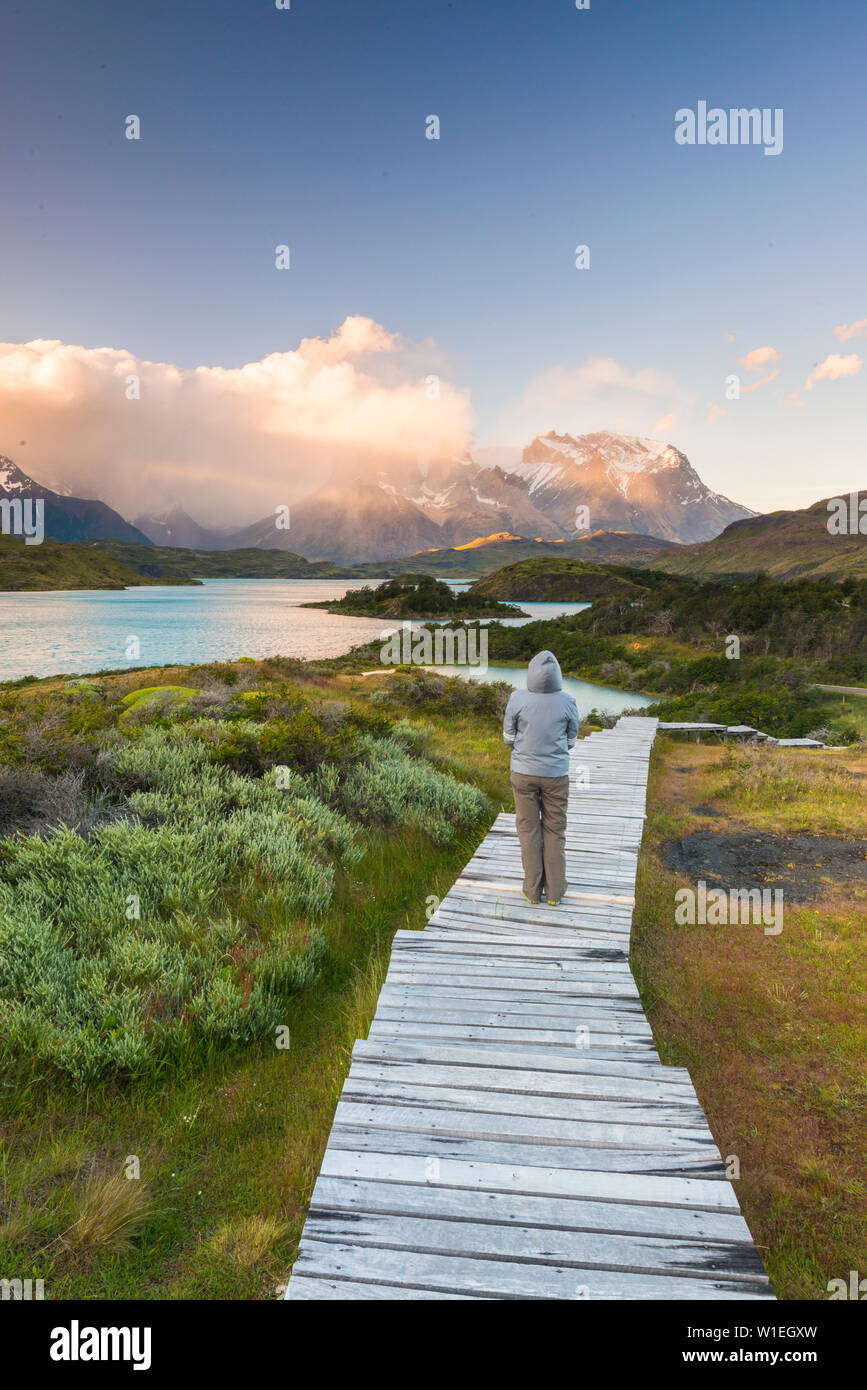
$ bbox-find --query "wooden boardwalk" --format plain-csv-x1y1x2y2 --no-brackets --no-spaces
286,716,774,1301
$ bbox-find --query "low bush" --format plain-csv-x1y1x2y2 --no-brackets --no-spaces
0,689,490,1087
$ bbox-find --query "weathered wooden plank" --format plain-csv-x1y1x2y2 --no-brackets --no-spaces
333,1099,716,1153
304,1209,769,1284
287,1273,485,1300
368,1020,656,1051
373,1002,652,1032
306,1174,755,1242
348,1056,698,1105
326,1125,725,1176
318,1146,741,1210
339,1076,710,1129
292,1240,773,1300
352,1038,698,1087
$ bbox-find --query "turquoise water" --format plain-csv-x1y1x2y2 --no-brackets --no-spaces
427,663,652,715
445,582,591,628
0,579,388,682
0,577,648,714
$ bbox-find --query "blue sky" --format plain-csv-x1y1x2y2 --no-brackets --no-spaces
1,0,864,517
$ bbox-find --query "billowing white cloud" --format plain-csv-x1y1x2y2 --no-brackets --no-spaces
487,355,689,443
0,317,471,525
832,318,867,342
738,345,782,371
805,353,863,390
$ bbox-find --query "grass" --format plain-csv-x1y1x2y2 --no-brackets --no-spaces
631,736,867,1299
0,658,508,1298
0,817,497,1298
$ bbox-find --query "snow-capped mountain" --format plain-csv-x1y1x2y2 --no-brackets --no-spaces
216,433,754,560
0,455,152,545
508,431,755,544
220,456,562,562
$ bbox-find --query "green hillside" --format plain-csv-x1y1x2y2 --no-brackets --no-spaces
0,533,198,591
93,539,355,580
468,557,647,601
649,496,867,581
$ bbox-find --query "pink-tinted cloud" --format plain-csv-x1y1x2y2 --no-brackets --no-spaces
652,411,678,434
741,369,781,394
738,345,782,371
0,318,471,525
832,318,867,342
805,353,863,390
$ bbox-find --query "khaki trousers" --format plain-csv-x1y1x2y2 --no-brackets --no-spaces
510,771,569,903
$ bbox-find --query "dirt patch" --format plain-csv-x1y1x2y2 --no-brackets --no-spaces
661,832,867,902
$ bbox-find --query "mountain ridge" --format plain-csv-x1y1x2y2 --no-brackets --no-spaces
0,456,153,546
150,432,754,563
649,494,867,581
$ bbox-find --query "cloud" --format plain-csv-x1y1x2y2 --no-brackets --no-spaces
725,331,738,343
0,318,472,525
805,353,863,390
652,412,678,434
707,403,726,422
740,369,781,394
488,355,689,444
833,318,867,342
738,345,782,371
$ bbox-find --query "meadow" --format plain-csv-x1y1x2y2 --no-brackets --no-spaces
1,654,863,1300
632,737,867,1299
0,659,506,1295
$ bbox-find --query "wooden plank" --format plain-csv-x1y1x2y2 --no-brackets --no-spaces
304,1209,770,1284
318,1146,741,1210
352,1038,698,1087
373,1003,652,1032
325,1126,725,1176
306,1174,756,1243
292,1241,773,1301
368,1021,656,1051
339,1077,710,1129
348,1057,699,1105
333,1099,716,1153
287,1274,485,1300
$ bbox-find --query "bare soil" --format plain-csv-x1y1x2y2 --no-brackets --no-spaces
662,831,867,902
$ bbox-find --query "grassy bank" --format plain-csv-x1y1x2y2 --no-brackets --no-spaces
631,736,867,1299
0,660,508,1297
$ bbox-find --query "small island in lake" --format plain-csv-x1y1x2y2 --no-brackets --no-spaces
303,573,528,619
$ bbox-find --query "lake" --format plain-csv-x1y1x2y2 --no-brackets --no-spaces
0,578,651,715
426,664,651,714
0,580,387,682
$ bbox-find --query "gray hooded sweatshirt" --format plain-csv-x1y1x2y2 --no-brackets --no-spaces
502,650,580,777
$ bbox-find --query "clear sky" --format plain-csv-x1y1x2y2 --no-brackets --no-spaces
1,0,864,519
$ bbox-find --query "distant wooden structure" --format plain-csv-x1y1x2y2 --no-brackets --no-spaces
657,722,827,748
286,717,773,1301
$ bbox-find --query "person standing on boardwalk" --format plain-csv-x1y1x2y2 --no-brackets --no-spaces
502,650,579,906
